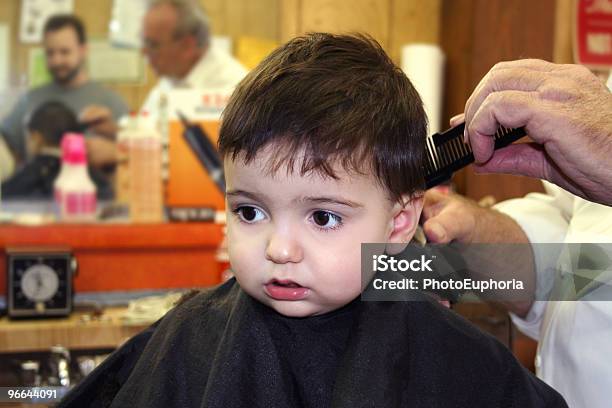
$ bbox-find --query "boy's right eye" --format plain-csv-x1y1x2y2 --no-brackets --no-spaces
234,206,266,223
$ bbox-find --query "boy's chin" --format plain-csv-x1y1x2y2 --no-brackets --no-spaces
264,298,322,318
258,295,344,318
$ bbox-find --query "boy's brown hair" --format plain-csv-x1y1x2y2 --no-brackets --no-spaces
219,33,427,202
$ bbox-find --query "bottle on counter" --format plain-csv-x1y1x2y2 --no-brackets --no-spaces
115,113,137,205
54,133,97,222
157,93,170,182
128,112,164,223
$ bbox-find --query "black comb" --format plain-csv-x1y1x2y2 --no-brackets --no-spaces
424,123,526,189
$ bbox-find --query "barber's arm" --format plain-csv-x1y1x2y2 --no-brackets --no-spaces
492,183,572,340
84,136,118,168
422,190,529,245
421,190,534,317
79,102,127,167
422,185,571,333
460,59,612,207
79,105,118,139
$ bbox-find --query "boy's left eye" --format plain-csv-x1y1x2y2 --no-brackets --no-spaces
311,210,342,230
234,206,266,223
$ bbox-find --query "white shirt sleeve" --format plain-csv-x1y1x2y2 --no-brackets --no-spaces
493,182,573,340
140,82,162,116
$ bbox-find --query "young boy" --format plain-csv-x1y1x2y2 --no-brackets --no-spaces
59,34,566,407
1,101,112,199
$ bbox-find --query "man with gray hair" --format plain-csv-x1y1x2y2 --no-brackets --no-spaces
140,0,247,115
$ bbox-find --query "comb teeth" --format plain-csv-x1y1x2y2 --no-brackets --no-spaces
424,123,526,189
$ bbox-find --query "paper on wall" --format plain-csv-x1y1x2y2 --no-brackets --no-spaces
19,0,74,44
87,39,145,83
109,0,148,48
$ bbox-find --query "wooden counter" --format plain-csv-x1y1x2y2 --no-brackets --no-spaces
0,222,224,293
0,307,148,353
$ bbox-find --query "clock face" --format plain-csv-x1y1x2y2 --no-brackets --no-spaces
8,254,72,316
21,264,59,302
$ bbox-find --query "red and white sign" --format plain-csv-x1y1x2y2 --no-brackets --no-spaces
575,0,612,68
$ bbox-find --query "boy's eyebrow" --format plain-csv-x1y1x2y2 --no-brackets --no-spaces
226,190,363,208
226,190,266,201
298,196,364,208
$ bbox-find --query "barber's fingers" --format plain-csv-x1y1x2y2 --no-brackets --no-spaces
449,113,464,128
473,142,585,198
467,90,539,163
467,60,558,112
448,62,560,134
487,59,560,73
422,191,477,244
422,209,474,244
423,218,450,244
79,105,113,121
473,142,548,178
422,189,448,220
465,68,551,133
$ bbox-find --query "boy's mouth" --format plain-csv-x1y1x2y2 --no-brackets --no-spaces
264,279,309,301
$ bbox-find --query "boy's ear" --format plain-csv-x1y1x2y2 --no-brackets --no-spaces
386,194,424,255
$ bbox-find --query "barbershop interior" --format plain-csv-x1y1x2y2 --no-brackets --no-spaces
0,0,608,407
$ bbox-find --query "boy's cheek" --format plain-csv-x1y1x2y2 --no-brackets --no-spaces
227,234,255,264
322,263,362,300
227,227,264,273
313,245,361,282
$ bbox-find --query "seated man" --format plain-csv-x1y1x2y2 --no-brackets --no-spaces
0,14,128,170
58,33,566,408
140,0,247,116
1,101,112,199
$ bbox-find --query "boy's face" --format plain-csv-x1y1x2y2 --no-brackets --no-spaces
225,146,423,317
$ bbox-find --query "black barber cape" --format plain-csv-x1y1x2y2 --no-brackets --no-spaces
1,154,113,200
59,278,567,408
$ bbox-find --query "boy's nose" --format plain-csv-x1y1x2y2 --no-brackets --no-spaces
265,232,303,264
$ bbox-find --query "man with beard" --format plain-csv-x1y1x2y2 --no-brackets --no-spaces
0,14,128,174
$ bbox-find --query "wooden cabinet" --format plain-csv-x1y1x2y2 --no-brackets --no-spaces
0,307,148,353
0,223,224,294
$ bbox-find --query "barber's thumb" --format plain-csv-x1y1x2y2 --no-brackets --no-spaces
474,143,546,179
423,220,449,243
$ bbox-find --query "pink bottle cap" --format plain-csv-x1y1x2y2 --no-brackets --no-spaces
61,133,87,165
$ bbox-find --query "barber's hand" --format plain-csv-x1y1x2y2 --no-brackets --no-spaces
422,190,534,317
460,59,612,206
422,190,529,245
421,190,482,244
79,105,118,138
85,136,118,167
